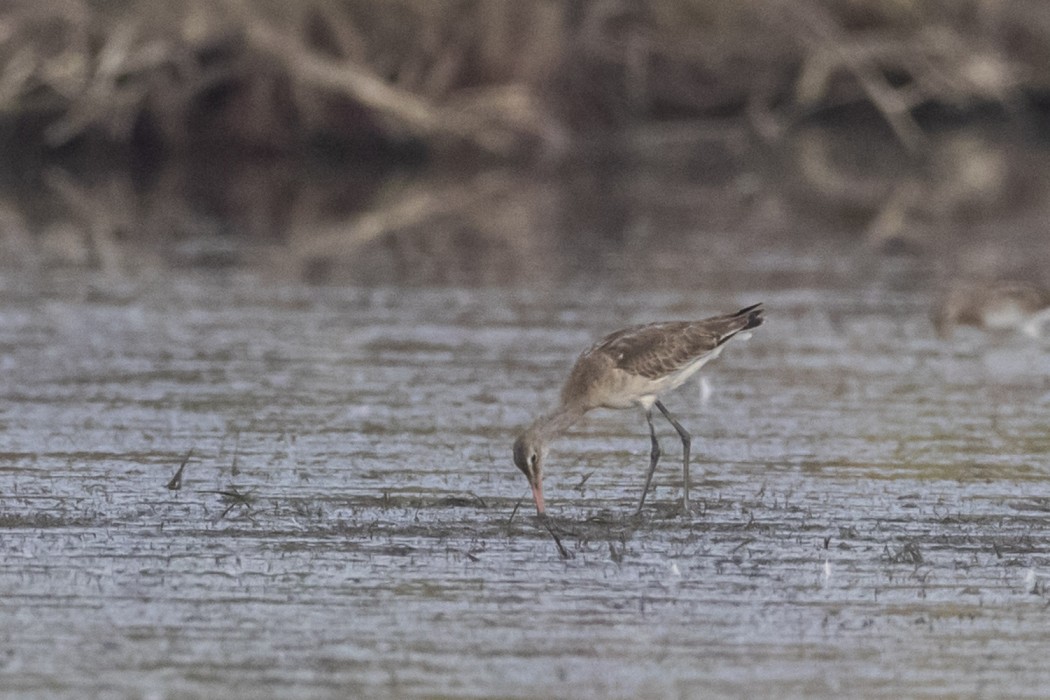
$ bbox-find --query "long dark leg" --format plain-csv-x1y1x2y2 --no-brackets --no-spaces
655,400,692,513
635,408,661,515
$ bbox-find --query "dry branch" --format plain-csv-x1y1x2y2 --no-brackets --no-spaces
244,14,552,156
785,0,1021,152
0,0,1045,157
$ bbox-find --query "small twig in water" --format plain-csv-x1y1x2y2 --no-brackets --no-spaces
574,471,594,492
888,540,924,565
201,486,255,520
231,433,241,477
507,494,525,525
441,493,488,508
167,448,193,490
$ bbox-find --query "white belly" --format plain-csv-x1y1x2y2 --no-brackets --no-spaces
981,300,1028,329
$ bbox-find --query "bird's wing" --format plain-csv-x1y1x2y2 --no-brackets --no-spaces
591,322,713,380
591,305,763,380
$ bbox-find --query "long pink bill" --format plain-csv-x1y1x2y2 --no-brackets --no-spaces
530,480,545,515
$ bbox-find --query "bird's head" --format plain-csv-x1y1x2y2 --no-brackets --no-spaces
513,430,547,514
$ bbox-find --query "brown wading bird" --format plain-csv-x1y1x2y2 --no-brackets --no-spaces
513,303,764,516
934,281,1050,339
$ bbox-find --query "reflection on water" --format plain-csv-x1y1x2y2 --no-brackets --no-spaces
2,125,1050,288
1,128,1050,698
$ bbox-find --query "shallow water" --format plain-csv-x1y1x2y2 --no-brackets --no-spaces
2,216,1050,698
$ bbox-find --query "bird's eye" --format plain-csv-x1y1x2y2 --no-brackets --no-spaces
528,453,537,467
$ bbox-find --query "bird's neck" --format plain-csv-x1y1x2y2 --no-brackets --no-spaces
531,403,586,441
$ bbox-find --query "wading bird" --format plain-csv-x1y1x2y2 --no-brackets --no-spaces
513,303,764,516
934,281,1050,339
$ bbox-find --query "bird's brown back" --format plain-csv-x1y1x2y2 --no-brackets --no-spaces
560,304,763,405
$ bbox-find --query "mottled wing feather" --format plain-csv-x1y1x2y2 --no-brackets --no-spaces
593,322,717,380
558,304,763,406
593,305,762,380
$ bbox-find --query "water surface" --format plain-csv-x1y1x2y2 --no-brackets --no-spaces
2,189,1050,698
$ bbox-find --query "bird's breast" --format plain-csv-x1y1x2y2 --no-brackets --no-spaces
980,298,1034,329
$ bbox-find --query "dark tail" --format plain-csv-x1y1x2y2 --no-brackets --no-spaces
714,303,764,345
733,302,764,331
